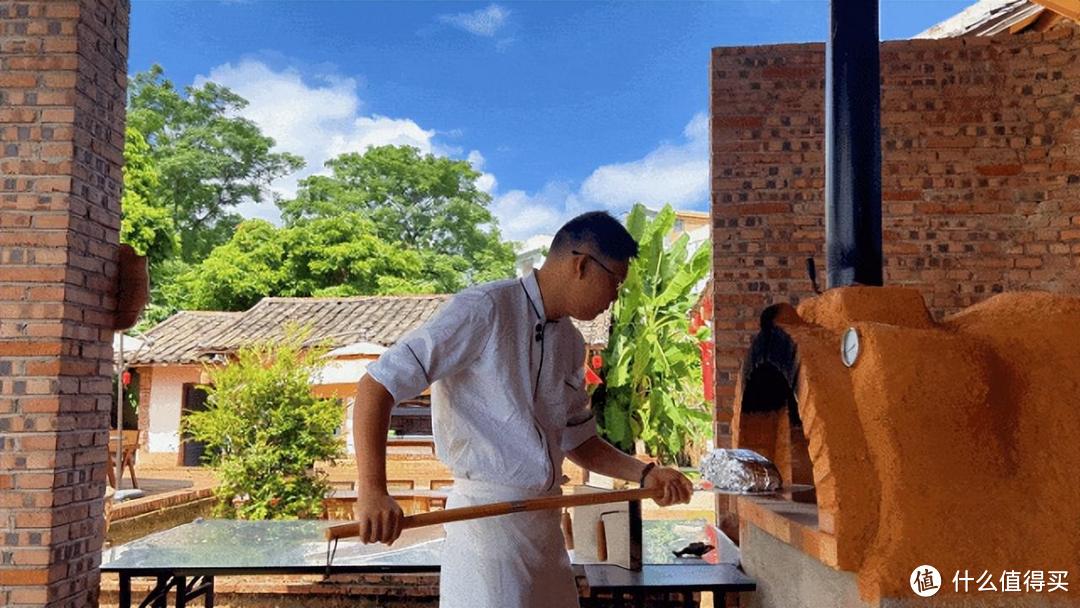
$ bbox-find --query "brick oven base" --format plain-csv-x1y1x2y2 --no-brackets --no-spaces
738,523,864,608
739,523,1061,608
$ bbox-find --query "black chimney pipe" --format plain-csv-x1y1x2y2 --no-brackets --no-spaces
825,0,883,288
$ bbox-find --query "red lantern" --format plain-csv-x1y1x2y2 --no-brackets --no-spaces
121,370,132,386
591,354,603,370
584,365,603,386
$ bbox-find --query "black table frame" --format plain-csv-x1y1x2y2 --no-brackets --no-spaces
107,562,755,608
104,514,755,608
581,563,756,608
105,563,441,608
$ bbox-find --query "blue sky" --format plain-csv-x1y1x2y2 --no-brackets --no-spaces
130,0,971,241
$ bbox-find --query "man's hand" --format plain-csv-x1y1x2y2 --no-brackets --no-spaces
353,491,404,544
643,466,694,507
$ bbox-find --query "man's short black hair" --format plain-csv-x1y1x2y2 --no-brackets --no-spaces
550,211,638,262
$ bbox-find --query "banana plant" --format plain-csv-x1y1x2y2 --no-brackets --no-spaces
597,204,712,465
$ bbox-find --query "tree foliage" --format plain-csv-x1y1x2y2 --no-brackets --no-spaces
127,64,304,262
279,145,515,286
123,66,517,321
598,204,712,465
175,215,453,311
182,328,344,519
120,125,178,267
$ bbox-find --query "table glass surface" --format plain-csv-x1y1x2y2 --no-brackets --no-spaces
101,518,713,572
101,519,445,571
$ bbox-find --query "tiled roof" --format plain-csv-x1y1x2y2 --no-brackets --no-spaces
133,296,611,365
915,0,1063,38
197,296,450,354
133,311,243,364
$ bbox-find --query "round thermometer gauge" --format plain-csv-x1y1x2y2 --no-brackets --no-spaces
841,327,860,368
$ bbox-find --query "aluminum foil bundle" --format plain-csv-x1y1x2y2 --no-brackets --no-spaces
698,448,782,493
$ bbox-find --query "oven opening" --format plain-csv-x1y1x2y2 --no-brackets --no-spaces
739,363,815,504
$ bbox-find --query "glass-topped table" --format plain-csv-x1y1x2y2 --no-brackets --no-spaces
102,520,443,607
583,520,756,608
102,518,754,607
102,519,445,574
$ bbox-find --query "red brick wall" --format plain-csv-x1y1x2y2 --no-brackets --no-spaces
0,1,129,606
710,26,1080,438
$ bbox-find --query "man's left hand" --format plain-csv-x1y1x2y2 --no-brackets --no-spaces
643,466,693,506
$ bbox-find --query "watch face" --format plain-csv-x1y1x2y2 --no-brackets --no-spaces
842,327,860,368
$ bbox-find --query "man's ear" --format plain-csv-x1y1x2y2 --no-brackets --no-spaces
572,253,589,279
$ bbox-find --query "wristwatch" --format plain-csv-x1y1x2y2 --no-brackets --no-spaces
639,462,656,487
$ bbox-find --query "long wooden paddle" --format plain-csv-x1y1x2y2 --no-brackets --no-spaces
325,486,663,541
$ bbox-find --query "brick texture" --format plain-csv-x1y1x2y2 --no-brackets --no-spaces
710,26,1080,434
0,1,130,606
135,367,149,450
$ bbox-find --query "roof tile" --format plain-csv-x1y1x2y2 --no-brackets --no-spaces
133,295,610,365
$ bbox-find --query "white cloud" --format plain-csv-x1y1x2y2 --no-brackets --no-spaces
467,150,486,169
578,112,709,211
190,58,707,246
490,112,710,240
466,150,498,194
438,4,510,37
491,184,572,243
495,37,517,53
476,173,497,195
194,60,440,222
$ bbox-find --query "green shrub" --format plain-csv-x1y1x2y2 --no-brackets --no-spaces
183,326,345,519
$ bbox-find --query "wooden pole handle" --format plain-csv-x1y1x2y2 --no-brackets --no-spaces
325,486,661,541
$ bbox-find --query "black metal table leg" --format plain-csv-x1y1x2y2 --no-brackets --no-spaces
152,575,169,608
175,576,187,608
119,573,131,608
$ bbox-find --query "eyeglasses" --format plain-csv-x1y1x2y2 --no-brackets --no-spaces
574,247,626,285
571,250,617,277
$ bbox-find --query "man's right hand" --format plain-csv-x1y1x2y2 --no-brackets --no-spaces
353,491,404,544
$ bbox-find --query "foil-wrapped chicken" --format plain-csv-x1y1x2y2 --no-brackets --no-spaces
699,448,782,493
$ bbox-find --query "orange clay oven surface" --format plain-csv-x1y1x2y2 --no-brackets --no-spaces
734,287,1080,601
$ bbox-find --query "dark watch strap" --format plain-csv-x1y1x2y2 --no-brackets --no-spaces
639,462,656,487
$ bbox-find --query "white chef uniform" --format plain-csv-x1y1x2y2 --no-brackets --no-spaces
366,271,596,608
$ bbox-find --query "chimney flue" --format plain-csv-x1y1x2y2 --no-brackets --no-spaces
825,0,883,288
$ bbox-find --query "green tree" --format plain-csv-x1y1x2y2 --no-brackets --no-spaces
177,220,287,311
122,124,184,333
178,215,453,311
183,328,344,519
279,145,514,286
121,125,178,267
127,65,304,262
137,258,193,332
598,204,712,465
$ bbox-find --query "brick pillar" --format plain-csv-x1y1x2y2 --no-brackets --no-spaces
0,1,130,606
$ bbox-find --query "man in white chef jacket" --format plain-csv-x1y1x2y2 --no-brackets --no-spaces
352,211,694,608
